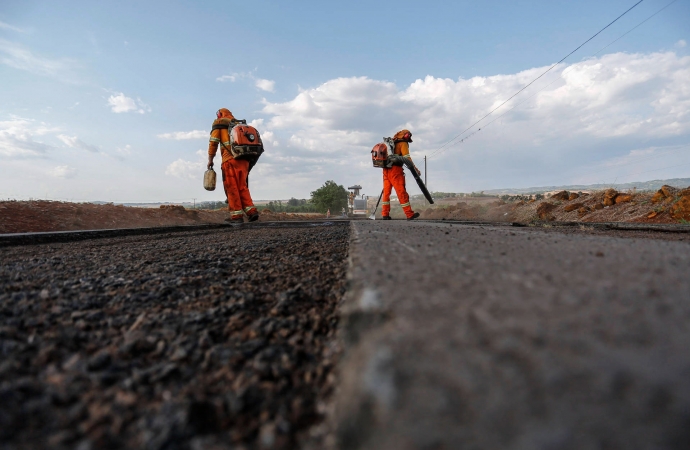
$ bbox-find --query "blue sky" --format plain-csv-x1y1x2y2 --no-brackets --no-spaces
1,0,689,202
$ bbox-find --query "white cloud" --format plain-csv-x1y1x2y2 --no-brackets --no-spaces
107,93,150,114
50,165,78,179
259,51,690,192
157,130,207,140
57,134,99,153
0,118,58,158
0,39,74,78
261,130,279,147
165,150,206,179
165,159,203,179
216,72,276,92
0,21,27,33
216,74,238,82
116,144,132,155
676,40,687,49
255,78,275,92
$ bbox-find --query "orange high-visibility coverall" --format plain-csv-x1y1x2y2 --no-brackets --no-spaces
208,108,258,220
381,129,416,219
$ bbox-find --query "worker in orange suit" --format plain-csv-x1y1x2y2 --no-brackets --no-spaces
207,108,259,223
381,129,420,220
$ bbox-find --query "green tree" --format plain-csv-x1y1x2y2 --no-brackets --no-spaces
310,180,348,213
287,197,300,207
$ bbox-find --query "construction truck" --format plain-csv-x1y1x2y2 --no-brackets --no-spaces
348,185,368,217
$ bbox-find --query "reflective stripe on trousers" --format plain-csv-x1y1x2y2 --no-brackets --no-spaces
221,158,256,218
381,165,414,218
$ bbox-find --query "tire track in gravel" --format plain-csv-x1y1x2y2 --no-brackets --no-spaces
0,222,349,449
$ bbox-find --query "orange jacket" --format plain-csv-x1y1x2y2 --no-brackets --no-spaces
208,108,236,164
392,129,413,164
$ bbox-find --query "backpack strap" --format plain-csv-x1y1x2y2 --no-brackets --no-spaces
211,123,229,132
210,119,247,133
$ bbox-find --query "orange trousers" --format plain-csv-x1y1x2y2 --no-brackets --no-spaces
221,159,257,219
381,166,414,218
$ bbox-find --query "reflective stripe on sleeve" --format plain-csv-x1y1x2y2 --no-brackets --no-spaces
222,141,232,146
209,137,220,143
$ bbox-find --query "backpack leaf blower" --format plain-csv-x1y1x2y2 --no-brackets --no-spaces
371,138,434,205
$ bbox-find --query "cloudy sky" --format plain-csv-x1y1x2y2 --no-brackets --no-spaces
1,0,689,202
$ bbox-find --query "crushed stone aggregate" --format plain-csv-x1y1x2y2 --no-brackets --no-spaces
0,223,349,449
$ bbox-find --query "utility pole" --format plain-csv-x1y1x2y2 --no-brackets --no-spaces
193,198,196,209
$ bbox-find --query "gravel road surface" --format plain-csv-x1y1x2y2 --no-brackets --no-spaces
0,222,349,449
333,221,690,450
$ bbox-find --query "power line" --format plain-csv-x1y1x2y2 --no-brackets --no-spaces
429,0,646,159
430,6,689,193
428,0,679,161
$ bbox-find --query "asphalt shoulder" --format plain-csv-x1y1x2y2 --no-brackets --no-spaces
328,220,690,449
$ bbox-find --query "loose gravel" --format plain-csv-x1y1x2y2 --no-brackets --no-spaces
0,223,349,449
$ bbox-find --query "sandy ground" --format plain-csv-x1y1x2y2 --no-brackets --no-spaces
0,201,324,234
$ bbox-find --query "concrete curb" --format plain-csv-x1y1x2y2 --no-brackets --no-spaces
320,220,690,449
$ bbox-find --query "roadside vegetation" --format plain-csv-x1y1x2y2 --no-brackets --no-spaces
257,199,318,213
309,180,349,213
198,180,349,214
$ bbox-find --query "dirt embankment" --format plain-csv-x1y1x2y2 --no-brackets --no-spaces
0,202,324,234
420,185,690,224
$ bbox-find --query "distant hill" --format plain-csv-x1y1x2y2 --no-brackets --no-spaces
483,178,690,195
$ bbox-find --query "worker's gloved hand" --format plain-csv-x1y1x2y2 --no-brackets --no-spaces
414,165,421,176
207,161,214,170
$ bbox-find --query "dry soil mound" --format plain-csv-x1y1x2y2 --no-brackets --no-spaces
419,185,690,224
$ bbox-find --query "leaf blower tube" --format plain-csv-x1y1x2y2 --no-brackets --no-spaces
393,156,434,204
372,138,434,205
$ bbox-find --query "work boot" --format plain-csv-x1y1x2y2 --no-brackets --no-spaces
382,215,392,220
247,213,259,222
224,217,244,224
406,212,420,221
